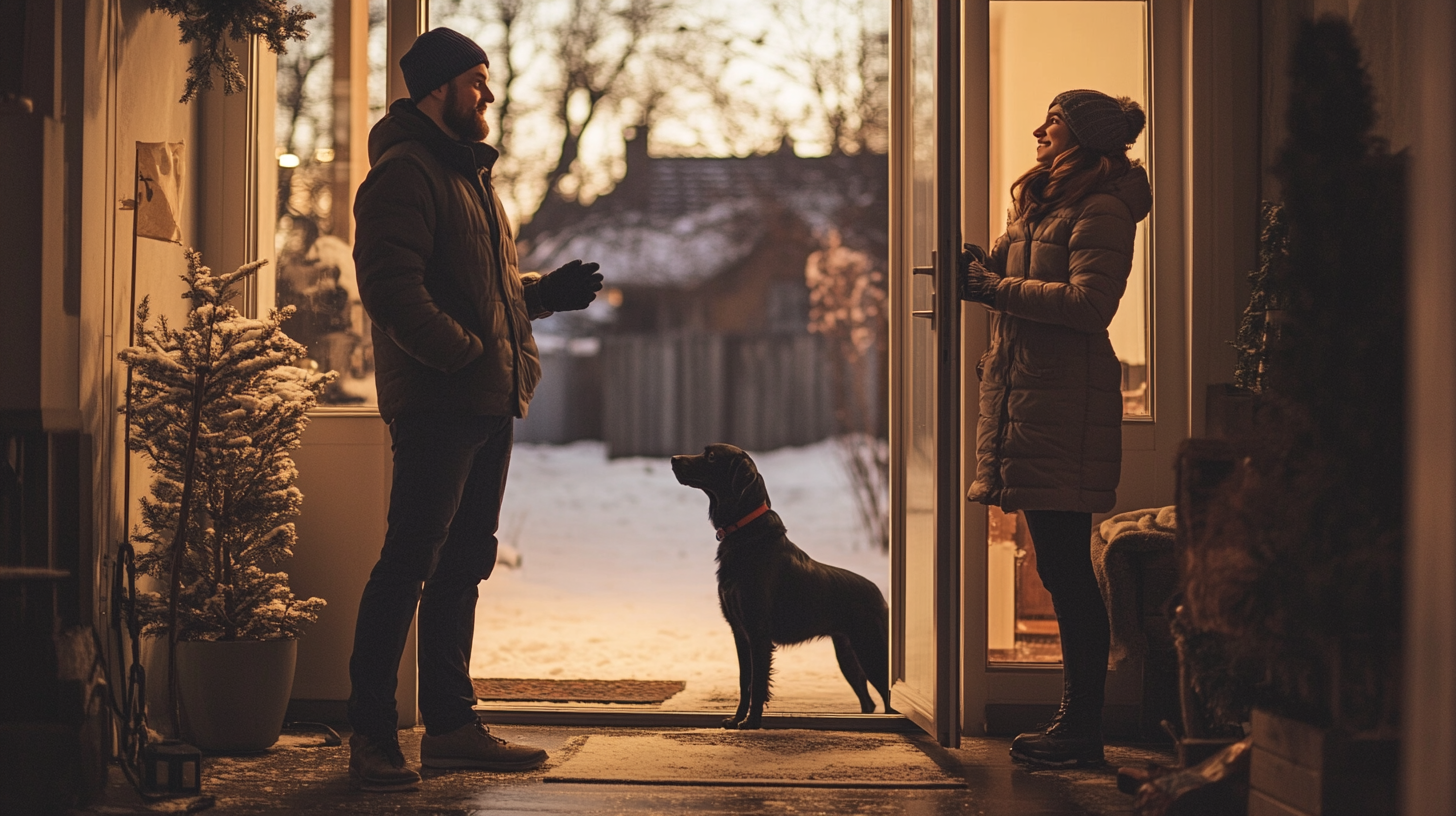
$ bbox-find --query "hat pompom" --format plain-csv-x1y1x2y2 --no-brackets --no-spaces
1117,96,1146,145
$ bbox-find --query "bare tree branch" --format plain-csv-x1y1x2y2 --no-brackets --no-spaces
760,0,888,155
539,0,665,207
493,0,528,145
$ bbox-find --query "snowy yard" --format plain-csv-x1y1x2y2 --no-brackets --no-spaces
471,439,890,713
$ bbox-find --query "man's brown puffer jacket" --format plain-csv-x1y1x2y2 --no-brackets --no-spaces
353,100,544,423
968,165,1153,513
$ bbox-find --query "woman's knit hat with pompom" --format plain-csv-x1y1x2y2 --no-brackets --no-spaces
1052,90,1146,154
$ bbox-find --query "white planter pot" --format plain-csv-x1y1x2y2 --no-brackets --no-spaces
176,639,298,753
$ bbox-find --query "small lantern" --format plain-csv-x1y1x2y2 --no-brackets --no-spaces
142,740,202,795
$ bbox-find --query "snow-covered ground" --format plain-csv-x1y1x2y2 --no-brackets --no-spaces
471,439,890,713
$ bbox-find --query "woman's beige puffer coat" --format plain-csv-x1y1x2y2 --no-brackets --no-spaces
968,165,1153,513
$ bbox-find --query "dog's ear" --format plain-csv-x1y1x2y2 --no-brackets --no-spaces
729,453,768,510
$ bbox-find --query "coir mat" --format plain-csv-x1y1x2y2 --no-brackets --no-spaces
472,678,686,704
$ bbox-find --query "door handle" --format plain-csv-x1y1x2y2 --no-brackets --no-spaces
913,252,938,320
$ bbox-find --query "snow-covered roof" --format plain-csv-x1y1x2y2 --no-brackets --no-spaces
522,143,888,290
521,202,765,288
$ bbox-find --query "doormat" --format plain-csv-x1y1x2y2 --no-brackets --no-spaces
472,678,686,704
543,730,967,788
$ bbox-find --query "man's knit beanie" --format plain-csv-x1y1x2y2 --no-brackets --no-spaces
400,28,490,102
1052,89,1146,154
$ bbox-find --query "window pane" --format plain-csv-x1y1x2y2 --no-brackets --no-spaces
274,0,389,407
988,0,1150,420
987,506,1063,663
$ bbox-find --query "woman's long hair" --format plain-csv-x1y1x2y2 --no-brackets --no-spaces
1011,146,1137,222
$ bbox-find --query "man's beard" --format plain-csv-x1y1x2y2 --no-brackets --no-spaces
443,83,489,142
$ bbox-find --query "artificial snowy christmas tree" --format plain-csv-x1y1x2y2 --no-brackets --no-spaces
120,249,330,642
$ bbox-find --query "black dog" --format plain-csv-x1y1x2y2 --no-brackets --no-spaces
671,443,893,729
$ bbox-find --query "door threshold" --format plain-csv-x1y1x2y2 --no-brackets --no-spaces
473,706,919,732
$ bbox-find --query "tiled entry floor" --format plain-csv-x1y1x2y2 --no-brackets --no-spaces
84,725,1175,815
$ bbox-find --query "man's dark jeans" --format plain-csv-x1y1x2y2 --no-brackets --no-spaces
348,413,512,739
1022,509,1110,725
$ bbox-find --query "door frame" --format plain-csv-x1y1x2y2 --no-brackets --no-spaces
960,0,1196,739
890,0,1222,741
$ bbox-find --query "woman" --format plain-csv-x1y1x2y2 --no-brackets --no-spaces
961,89,1150,768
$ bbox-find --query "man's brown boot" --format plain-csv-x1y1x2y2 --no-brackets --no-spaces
420,721,548,771
348,732,422,792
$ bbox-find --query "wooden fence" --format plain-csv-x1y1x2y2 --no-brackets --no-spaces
517,332,879,457
513,344,604,445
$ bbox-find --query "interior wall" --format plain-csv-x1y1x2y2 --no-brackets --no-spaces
1405,1,1455,812
75,0,199,628
115,0,197,324
1184,0,1260,435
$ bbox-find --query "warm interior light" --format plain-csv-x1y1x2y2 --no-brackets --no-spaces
989,0,1149,418
314,148,336,163
278,153,301,168
605,287,624,308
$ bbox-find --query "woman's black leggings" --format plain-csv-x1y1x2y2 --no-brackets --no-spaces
1021,509,1111,726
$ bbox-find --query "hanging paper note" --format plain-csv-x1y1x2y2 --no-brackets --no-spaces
135,141,185,243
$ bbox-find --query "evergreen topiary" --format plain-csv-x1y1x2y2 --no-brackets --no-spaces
120,249,331,642
1184,16,1405,732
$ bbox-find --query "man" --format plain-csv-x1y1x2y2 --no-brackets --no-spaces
346,27,603,792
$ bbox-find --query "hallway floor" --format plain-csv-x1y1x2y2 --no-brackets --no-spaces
84,724,1174,815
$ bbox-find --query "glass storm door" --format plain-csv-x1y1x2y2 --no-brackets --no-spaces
888,0,962,748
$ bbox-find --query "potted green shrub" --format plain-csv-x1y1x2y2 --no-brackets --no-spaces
120,249,330,752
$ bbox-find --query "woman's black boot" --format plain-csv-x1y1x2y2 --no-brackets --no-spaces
1010,612,1109,767
1010,614,1109,767
1009,700,1105,767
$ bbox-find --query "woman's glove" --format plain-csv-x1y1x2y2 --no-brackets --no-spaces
958,243,1000,305
538,259,604,312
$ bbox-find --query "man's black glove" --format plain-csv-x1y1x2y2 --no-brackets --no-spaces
537,259,604,312
958,242,1000,306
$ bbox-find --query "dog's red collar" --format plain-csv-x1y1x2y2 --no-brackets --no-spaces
716,503,770,541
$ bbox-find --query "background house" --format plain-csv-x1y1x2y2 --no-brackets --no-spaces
515,127,888,456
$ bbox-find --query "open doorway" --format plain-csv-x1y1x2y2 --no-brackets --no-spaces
272,0,894,719
446,0,894,714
